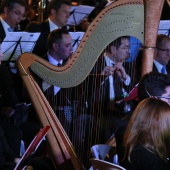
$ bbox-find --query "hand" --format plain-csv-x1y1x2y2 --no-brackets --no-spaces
101,66,115,76
25,165,33,170
114,62,128,80
0,107,15,117
14,158,20,164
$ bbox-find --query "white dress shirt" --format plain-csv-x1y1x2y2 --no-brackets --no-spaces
0,17,13,35
48,53,63,95
48,18,59,32
104,54,131,100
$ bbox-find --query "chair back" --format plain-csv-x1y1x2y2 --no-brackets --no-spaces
91,144,119,165
90,158,126,170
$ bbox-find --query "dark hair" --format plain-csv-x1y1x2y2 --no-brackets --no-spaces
124,97,170,163
106,36,130,53
138,72,170,101
47,28,69,49
0,0,26,13
47,0,70,16
156,34,170,48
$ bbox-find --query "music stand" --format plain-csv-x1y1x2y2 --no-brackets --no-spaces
67,5,95,26
2,32,40,62
69,31,85,52
158,20,170,36
14,125,50,170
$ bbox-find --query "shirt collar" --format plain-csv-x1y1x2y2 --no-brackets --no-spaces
0,17,12,35
48,18,59,32
104,53,115,66
154,60,165,73
47,52,63,66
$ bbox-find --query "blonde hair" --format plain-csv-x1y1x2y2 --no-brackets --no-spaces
124,98,170,163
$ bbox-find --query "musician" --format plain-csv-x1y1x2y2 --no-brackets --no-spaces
89,36,131,109
0,0,27,102
85,36,132,143
25,0,70,57
37,28,74,136
154,34,170,74
138,72,170,104
135,34,170,83
0,0,26,40
124,98,170,170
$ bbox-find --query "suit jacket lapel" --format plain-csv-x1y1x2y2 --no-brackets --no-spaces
0,21,6,41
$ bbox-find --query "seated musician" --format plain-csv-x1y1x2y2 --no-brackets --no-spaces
25,0,70,57
38,28,75,137
135,34,170,83
87,36,132,143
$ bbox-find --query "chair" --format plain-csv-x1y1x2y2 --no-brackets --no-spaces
90,158,126,170
91,144,119,165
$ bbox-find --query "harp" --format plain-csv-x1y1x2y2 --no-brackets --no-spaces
17,0,164,169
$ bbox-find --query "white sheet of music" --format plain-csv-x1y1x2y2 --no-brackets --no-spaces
2,32,40,61
69,31,85,52
158,20,170,36
67,5,95,26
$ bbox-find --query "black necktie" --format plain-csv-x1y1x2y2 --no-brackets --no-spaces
161,65,166,74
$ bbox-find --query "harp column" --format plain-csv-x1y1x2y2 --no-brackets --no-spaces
141,0,165,77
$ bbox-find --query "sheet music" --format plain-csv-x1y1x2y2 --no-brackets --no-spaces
69,31,85,52
158,20,170,36
67,5,95,26
2,32,40,61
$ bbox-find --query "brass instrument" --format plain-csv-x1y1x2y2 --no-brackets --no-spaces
37,0,46,22
17,0,165,169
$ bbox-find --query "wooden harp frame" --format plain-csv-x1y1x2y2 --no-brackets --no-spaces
17,0,164,169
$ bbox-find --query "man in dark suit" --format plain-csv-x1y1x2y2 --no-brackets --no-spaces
0,0,26,41
136,34,170,83
86,36,132,143
0,0,26,102
89,36,131,111
25,0,70,57
153,34,170,74
38,28,74,136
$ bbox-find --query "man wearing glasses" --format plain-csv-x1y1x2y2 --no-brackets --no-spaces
0,0,26,41
86,36,132,143
153,34,170,74
138,72,170,105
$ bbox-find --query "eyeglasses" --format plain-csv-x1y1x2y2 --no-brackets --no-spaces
155,96,170,100
10,9,24,18
157,47,170,54
119,46,131,50
146,88,170,102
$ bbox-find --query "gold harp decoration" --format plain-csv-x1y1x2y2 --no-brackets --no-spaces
17,0,165,169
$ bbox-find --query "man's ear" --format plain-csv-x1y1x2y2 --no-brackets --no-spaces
110,45,116,54
52,43,58,51
4,7,9,14
51,9,57,16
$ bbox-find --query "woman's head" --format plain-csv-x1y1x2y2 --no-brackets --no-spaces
124,98,170,162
